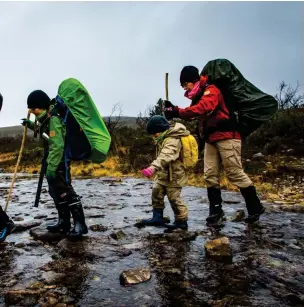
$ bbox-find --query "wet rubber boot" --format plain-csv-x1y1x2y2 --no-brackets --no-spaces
165,220,188,232
68,199,88,241
0,208,16,243
206,187,225,227
240,186,265,223
46,201,71,233
140,208,169,227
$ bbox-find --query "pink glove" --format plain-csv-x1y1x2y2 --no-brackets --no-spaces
141,167,154,178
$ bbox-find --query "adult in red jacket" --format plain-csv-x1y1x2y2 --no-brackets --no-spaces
164,66,265,226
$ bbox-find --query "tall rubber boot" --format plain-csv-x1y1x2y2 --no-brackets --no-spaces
240,186,265,223
46,201,71,233
68,197,88,241
165,220,188,232
140,208,169,227
206,187,225,227
0,208,16,243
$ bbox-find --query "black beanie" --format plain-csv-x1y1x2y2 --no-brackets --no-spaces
180,66,200,86
147,115,170,135
27,90,51,109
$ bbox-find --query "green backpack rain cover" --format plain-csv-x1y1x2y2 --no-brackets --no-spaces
56,78,111,163
201,59,278,139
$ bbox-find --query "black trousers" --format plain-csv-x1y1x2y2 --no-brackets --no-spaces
46,162,78,205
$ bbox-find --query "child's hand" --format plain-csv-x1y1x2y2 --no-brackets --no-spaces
141,167,154,178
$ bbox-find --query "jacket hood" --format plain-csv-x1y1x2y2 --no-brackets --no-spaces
166,122,190,138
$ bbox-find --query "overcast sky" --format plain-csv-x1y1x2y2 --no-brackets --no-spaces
0,1,303,127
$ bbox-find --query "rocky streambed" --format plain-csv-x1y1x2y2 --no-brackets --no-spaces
0,174,303,307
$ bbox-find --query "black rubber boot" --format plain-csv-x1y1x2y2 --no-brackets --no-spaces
68,198,88,241
0,208,16,243
139,208,169,227
206,187,225,227
46,201,71,233
164,220,188,232
240,186,265,223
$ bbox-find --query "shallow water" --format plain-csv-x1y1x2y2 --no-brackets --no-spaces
0,175,303,307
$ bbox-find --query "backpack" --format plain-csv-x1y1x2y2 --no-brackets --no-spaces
201,59,278,139
164,134,198,169
180,135,199,169
52,78,111,164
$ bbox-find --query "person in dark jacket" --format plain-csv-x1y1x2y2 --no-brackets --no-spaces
164,66,265,226
0,93,16,243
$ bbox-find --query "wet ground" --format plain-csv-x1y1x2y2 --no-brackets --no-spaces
0,174,303,307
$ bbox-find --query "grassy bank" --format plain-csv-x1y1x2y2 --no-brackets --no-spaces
0,149,303,206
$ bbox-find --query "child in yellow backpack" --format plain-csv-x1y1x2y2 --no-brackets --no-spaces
140,115,191,231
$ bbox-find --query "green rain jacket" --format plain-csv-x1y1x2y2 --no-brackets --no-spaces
27,107,66,172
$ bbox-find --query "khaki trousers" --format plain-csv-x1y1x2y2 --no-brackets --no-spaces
204,139,252,189
152,183,188,221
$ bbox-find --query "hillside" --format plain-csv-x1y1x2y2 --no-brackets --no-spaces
0,116,138,138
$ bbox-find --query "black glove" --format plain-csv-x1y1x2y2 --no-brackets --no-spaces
165,106,179,120
164,100,175,109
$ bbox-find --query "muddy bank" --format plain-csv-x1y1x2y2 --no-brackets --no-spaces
0,175,303,307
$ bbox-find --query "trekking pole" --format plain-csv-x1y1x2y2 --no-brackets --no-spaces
33,148,48,208
4,110,31,212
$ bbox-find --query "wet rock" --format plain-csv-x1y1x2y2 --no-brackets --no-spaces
110,230,126,240
204,237,232,263
57,236,131,260
14,220,42,232
87,213,105,218
5,289,46,306
252,152,265,160
231,209,245,222
120,268,151,286
47,296,59,305
122,242,144,250
30,226,66,242
27,281,44,290
89,224,108,232
148,230,198,242
13,216,24,221
42,271,65,284
34,214,48,219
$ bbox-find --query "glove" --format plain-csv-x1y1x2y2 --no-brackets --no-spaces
21,118,33,127
164,106,179,120
141,167,154,178
164,100,175,109
46,168,56,182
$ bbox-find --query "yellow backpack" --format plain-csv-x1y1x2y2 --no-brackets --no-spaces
180,134,199,169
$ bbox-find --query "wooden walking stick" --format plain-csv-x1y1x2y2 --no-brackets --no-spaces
165,72,169,102
4,110,31,212
165,73,173,182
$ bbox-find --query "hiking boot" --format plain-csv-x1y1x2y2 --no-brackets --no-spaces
46,201,71,233
68,199,88,241
240,186,265,223
206,187,225,227
164,220,188,232
206,206,225,227
0,220,16,243
139,208,169,227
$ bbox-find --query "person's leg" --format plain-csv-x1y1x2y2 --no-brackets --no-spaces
165,187,188,230
140,183,169,226
204,142,225,226
0,207,15,243
46,163,71,233
217,139,265,223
